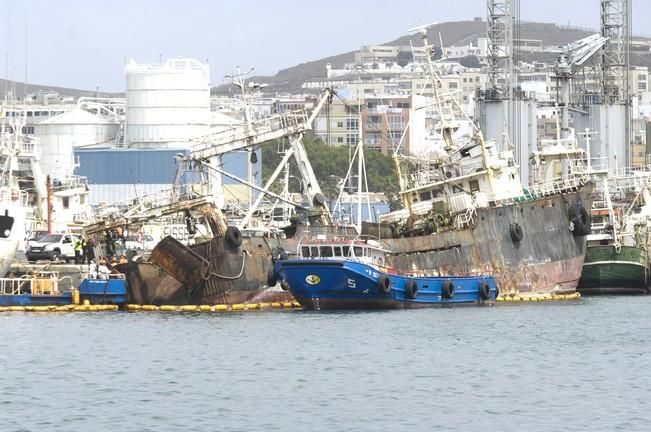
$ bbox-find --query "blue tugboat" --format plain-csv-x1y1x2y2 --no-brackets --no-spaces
273,236,498,310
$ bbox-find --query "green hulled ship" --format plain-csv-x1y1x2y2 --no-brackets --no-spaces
578,245,649,294
578,178,651,295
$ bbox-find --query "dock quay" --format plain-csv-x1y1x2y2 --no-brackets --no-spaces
9,262,89,291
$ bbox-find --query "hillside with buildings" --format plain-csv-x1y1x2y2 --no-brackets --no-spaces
213,19,651,95
3,14,650,213
0,79,121,101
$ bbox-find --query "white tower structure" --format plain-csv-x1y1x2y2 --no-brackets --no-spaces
36,108,120,177
601,0,630,105
125,58,211,148
486,0,513,100
479,0,537,185
572,0,631,172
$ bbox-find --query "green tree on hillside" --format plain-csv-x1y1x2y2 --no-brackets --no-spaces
261,135,402,207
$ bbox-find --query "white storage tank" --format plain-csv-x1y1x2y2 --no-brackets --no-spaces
125,58,210,148
35,108,120,178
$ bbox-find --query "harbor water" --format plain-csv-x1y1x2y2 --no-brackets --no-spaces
2,296,651,431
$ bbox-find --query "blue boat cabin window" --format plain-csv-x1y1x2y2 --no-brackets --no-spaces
342,246,350,257
333,246,342,257
310,246,319,257
320,246,333,257
301,246,310,257
353,246,363,257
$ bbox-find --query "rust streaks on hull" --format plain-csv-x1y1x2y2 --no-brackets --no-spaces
380,187,592,296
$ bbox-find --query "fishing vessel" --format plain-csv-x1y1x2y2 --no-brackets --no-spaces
578,176,650,294
1,101,93,250
82,88,339,305
0,104,35,275
274,235,497,310
360,27,593,297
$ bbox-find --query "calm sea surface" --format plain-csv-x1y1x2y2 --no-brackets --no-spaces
1,296,650,432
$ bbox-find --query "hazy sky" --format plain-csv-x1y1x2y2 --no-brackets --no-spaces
2,0,649,92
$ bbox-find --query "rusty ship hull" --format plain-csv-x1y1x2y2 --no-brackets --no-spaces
122,184,590,304
126,235,293,306
124,223,358,306
364,185,593,296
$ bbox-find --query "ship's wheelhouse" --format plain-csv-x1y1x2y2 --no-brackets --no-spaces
299,239,388,267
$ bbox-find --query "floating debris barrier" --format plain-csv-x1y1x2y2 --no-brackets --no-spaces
0,304,119,313
125,301,302,312
496,292,581,302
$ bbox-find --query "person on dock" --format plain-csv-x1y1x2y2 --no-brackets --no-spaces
84,237,96,264
73,235,84,264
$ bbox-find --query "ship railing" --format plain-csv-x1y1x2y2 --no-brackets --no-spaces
454,207,476,229
52,175,88,191
0,187,29,206
0,273,60,296
529,174,587,197
86,272,126,280
191,110,309,151
93,186,209,221
590,221,609,231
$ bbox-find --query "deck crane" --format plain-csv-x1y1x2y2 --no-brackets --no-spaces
180,87,336,227
84,88,336,236
531,34,608,183
553,34,608,141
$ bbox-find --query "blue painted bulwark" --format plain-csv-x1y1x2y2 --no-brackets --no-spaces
78,278,128,305
0,292,73,306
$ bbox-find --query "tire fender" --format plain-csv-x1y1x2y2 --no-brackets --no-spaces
441,280,455,299
377,274,391,294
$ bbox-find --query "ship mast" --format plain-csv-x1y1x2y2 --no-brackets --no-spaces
417,27,456,150
409,23,496,198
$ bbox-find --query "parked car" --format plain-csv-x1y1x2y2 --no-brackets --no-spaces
26,233,77,262
23,229,49,252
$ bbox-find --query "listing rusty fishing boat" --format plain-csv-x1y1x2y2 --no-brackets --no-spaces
83,88,341,306
356,27,593,297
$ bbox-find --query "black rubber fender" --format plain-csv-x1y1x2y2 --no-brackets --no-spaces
405,279,418,299
479,282,491,300
568,205,591,236
441,280,455,299
280,280,289,291
224,226,242,248
509,222,523,243
377,274,391,294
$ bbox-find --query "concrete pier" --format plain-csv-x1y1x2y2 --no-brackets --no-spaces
9,261,90,291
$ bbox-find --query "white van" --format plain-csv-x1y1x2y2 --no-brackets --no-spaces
26,233,77,262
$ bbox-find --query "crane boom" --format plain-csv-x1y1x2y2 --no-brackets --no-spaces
188,88,335,161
